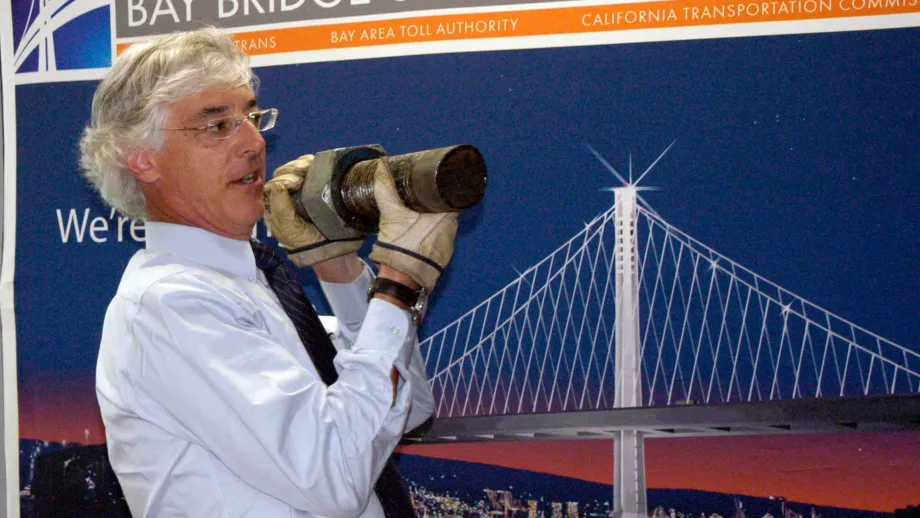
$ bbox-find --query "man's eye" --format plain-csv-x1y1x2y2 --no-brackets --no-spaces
250,112,263,126
207,119,230,135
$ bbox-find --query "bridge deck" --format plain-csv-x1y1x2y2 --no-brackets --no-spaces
406,394,920,443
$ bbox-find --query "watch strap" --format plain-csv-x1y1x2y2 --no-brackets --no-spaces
368,277,429,325
367,277,421,306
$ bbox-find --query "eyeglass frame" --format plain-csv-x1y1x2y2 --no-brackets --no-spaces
162,108,279,140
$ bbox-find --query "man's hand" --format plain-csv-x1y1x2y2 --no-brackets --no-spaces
369,161,459,292
263,154,364,268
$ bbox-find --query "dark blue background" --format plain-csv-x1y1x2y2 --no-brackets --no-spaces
15,27,920,407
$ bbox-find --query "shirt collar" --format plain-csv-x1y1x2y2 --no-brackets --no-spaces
144,222,258,280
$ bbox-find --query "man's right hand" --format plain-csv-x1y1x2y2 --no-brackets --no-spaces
263,154,365,268
369,160,459,292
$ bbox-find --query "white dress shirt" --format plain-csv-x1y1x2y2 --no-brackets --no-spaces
96,222,434,518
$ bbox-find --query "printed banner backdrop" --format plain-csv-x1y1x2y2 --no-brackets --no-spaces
5,0,920,516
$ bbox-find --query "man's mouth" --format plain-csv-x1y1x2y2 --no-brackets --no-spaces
236,172,260,185
235,154,265,185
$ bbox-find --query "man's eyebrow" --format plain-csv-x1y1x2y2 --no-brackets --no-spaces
195,98,258,119
197,105,229,118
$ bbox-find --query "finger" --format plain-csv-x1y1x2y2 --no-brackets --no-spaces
273,154,314,181
263,180,308,233
268,171,303,192
373,161,407,212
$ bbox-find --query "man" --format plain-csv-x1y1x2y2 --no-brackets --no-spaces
81,28,457,517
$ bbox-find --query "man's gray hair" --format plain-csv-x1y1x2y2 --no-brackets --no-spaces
79,27,258,219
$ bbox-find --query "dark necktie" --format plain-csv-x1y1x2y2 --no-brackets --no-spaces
250,240,414,518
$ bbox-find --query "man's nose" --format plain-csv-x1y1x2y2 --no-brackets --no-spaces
236,118,265,155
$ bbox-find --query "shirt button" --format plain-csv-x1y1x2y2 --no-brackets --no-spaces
390,327,400,336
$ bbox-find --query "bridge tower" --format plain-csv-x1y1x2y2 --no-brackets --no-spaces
613,186,647,518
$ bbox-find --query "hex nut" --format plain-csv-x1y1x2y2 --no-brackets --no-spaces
296,148,363,241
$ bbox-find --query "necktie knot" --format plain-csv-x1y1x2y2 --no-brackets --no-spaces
251,240,283,272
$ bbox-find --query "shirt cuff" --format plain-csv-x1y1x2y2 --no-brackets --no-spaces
352,298,412,362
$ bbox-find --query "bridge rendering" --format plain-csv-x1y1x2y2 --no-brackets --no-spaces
408,147,920,517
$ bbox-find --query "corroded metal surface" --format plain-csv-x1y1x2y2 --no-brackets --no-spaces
295,144,487,236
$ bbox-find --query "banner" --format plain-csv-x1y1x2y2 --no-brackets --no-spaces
117,0,920,56
3,0,920,516
11,0,920,81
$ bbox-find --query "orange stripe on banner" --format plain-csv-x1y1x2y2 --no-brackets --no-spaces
116,0,920,55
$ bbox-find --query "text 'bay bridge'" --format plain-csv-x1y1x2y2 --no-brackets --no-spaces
409,148,920,516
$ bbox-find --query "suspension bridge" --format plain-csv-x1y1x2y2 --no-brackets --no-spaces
408,146,920,516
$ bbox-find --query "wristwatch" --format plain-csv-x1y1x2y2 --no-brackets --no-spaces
367,277,429,324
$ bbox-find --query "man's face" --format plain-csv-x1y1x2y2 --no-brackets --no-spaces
134,86,267,240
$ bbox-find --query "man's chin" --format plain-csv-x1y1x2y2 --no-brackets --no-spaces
231,207,265,240
245,212,266,232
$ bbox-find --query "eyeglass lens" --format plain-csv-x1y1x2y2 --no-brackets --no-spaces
248,109,277,133
212,109,277,139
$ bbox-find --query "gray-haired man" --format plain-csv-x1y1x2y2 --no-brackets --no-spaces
83,27,456,517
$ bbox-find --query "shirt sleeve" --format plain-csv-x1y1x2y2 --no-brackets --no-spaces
321,264,436,433
319,260,374,344
124,272,409,517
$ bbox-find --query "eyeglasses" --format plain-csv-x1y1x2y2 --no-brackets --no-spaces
163,108,279,140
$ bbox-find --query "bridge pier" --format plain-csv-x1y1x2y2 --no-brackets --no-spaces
613,187,648,517
614,430,648,518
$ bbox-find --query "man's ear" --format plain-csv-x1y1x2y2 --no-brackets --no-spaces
126,149,160,184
